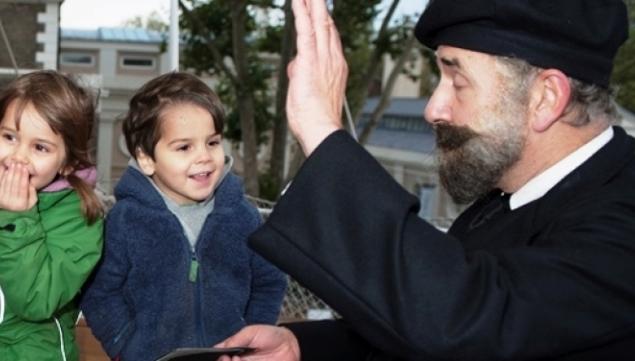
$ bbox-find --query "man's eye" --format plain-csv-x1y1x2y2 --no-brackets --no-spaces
453,74,469,89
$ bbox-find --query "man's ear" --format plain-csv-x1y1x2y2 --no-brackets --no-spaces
528,69,571,133
136,149,156,176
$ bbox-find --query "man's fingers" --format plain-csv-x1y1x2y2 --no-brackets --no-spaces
328,14,345,60
215,326,255,348
292,0,316,56
309,0,331,57
287,58,296,79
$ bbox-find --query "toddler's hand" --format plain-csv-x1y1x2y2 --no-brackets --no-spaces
0,162,37,211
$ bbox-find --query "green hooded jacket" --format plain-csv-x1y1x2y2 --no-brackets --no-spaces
0,189,103,361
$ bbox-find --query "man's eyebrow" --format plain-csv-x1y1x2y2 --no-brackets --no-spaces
439,56,462,69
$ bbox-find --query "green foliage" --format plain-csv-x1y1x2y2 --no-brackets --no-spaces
626,0,635,21
611,1,635,112
121,11,168,32
180,0,278,143
331,1,416,118
257,172,279,201
332,1,382,52
612,25,635,112
216,73,273,145
331,0,383,112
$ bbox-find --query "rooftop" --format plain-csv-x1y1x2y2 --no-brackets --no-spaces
61,27,165,44
359,97,435,154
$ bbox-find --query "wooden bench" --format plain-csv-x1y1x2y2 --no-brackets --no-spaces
76,317,305,361
76,317,109,361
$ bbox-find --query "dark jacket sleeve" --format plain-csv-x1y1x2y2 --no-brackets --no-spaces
243,201,288,325
80,206,135,358
283,320,398,361
249,130,635,361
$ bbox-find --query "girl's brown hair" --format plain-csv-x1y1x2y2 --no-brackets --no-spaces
0,70,103,223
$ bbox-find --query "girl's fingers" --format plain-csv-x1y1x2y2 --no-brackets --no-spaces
0,165,8,195
6,162,18,196
16,164,29,200
27,183,37,209
0,163,34,210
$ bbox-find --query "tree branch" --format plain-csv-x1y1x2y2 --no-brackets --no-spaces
178,0,240,85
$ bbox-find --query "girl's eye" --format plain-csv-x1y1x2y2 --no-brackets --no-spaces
176,144,190,151
2,133,15,142
208,140,220,147
35,144,50,153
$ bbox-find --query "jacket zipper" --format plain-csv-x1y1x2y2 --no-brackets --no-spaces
188,245,206,345
0,285,5,325
189,253,199,282
54,317,67,361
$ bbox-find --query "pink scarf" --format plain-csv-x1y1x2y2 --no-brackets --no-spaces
41,167,97,192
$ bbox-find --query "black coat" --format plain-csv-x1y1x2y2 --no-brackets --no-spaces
250,127,635,361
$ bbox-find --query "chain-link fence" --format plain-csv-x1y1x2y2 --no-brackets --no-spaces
97,192,454,323
246,196,457,322
278,277,336,322
246,196,337,322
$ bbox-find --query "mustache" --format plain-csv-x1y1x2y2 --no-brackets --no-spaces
434,123,479,150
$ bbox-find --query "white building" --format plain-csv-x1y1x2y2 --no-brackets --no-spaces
59,26,635,220
60,27,175,192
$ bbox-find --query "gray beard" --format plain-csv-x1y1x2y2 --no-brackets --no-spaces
436,122,524,205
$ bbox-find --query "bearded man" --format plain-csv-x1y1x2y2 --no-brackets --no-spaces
217,0,635,360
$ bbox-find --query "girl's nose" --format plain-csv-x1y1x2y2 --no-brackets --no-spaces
7,147,29,166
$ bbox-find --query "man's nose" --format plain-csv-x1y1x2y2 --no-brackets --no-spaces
424,88,452,125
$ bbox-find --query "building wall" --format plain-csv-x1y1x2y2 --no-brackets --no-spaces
0,0,60,74
60,33,226,192
382,54,423,98
0,2,43,71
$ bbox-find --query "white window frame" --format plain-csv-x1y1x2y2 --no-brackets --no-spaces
119,54,157,70
60,52,96,67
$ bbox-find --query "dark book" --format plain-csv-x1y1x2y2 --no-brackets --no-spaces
156,347,253,361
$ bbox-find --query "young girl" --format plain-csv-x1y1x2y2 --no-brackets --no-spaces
0,71,104,361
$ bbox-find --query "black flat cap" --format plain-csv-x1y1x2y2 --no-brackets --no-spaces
415,0,629,87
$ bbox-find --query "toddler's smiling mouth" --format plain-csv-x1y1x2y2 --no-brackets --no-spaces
189,171,212,180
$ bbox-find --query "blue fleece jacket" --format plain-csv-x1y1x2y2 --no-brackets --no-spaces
80,167,287,361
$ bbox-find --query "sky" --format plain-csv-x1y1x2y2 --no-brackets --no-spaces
60,0,424,29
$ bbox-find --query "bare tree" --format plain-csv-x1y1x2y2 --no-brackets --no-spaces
358,33,418,145
179,0,260,196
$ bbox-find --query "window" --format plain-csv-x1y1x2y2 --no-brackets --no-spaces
60,52,96,67
120,55,156,70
